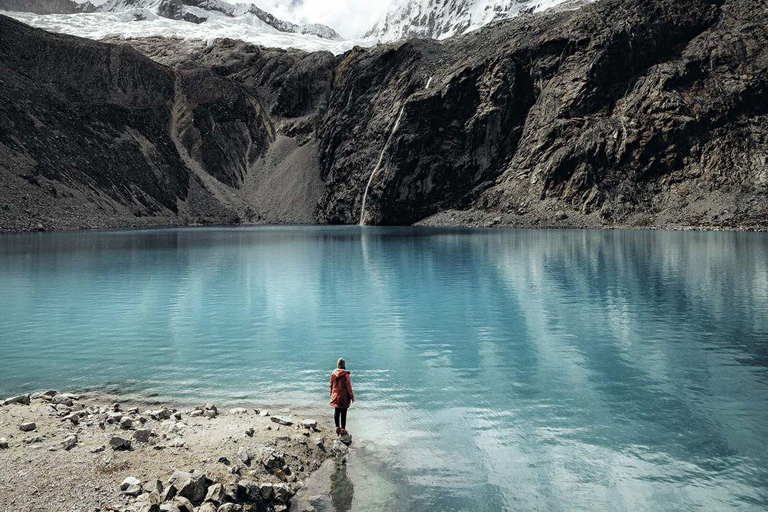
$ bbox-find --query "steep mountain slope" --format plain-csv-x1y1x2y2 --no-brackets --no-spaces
1,0,766,232
365,0,588,41
0,15,321,231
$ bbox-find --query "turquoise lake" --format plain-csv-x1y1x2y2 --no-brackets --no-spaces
1,226,767,511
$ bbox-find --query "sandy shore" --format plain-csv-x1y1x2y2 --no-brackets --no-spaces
0,391,352,512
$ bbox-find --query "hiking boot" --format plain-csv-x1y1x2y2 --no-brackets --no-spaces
335,427,341,435
340,429,348,436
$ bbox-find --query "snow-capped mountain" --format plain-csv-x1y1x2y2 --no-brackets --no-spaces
365,0,589,41
96,0,340,39
0,0,349,53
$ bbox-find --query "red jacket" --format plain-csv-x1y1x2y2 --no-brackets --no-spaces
330,368,354,408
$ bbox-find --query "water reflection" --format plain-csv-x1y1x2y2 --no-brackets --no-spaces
330,460,355,512
0,226,766,511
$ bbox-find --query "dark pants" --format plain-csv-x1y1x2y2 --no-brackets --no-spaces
334,407,348,429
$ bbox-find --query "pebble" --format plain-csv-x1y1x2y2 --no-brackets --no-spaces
0,437,8,449
19,422,37,432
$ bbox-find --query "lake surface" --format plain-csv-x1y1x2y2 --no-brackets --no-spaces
1,226,767,511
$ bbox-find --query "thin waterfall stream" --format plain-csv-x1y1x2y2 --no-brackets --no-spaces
358,106,405,226
359,76,433,226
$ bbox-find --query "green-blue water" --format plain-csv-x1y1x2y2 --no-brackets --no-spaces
1,226,767,511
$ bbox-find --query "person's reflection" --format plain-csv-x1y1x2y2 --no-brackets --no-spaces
330,459,354,512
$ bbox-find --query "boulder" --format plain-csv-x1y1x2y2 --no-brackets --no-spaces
339,434,352,446
258,410,270,417
270,416,292,426
109,436,132,451
273,483,294,504
168,470,207,504
51,395,73,406
62,434,77,450
134,491,161,512
120,416,134,430
217,504,242,512
245,427,254,437
2,394,30,406
161,484,178,502
134,429,152,443
237,446,251,465
204,410,217,419
301,419,318,429
189,410,204,418
198,503,217,512
314,437,325,450
90,445,105,453
229,408,247,415
205,483,225,504
148,408,171,420
262,451,285,469
332,439,348,456
106,412,123,424
258,482,274,500
0,437,8,449
236,479,260,503
171,496,194,512
121,476,143,496
41,390,59,399
19,422,36,432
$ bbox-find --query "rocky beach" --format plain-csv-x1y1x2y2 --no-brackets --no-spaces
0,391,353,512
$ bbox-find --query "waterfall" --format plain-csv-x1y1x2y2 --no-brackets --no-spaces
359,106,405,226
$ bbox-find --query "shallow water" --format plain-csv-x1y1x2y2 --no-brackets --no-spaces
1,226,767,511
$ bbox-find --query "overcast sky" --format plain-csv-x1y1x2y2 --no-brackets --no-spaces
252,0,394,39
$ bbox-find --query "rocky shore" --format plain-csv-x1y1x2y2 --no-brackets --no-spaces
0,391,353,512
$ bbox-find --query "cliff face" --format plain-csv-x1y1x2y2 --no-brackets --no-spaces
1,0,766,232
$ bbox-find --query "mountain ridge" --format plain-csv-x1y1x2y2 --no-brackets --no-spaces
1,0,766,233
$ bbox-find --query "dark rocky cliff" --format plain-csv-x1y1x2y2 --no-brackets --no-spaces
1,0,766,232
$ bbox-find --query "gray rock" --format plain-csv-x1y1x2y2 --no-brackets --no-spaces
229,407,247,415
258,410,270,417
51,395,73,406
205,483,225,504
0,437,8,449
119,416,134,429
273,483,294,503
161,484,178,502
145,478,163,495
121,476,142,496
301,419,318,429
134,429,152,443
258,482,274,500
90,445,105,453
19,422,36,432
217,504,242,512
109,436,132,450
23,435,42,444
204,410,217,419
339,434,352,446
314,437,325,450
62,434,77,450
262,451,285,469
198,503,217,512
332,439,348,456
236,479,260,503
245,427,254,437
189,410,204,417
237,446,251,465
171,496,194,512
2,394,30,406
168,470,207,504
270,416,293,426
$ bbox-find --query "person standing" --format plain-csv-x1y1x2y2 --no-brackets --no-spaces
330,358,354,435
